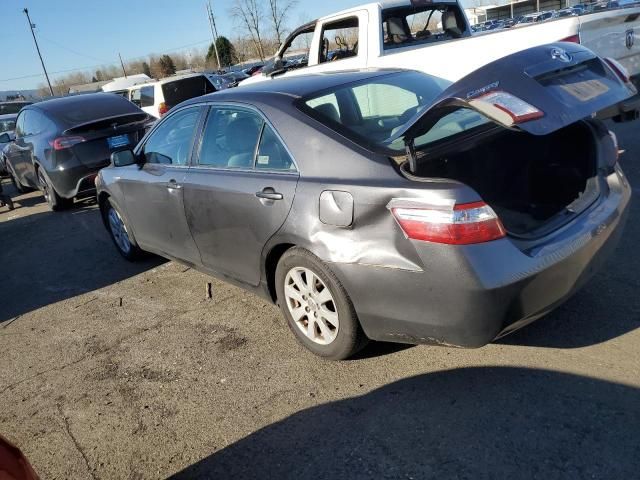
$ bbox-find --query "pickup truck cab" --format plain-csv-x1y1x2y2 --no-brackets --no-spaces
245,0,640,91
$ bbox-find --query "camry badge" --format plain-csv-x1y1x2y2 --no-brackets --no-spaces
550,47,572,63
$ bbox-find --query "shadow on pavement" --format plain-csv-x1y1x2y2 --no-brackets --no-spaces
170,366,639,479
0,203,164,323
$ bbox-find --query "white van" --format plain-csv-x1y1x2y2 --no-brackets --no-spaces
127,73,217,119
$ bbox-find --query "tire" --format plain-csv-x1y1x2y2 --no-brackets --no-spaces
38,169,72,211
275,247,368,360
105,199,143,261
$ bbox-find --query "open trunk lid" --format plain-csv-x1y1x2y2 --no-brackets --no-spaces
389,42,636,146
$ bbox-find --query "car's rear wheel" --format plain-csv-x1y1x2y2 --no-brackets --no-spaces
106,200,143,261
38,169,72,211
275,248,368,360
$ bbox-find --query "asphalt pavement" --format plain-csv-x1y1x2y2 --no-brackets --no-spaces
0,120,639,479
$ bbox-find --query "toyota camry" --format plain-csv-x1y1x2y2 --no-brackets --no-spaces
96,43,633,359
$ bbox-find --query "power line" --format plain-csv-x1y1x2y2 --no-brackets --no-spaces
0,38,211,84
36,34,110,63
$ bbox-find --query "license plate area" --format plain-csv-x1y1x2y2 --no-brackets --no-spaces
107,134,130,150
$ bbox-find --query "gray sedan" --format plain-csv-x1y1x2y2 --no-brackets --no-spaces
96,44,633,359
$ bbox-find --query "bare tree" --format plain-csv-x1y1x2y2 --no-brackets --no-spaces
230,0,266,61
268,0,298,46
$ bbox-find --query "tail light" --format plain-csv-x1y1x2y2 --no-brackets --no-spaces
471,91,544,126
158,102,169,116
389,200,506,245
560,34,581,43
50,136,85,150
604,57,631,83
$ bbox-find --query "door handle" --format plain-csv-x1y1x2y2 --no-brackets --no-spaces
167,179,182,189
255,188,283,201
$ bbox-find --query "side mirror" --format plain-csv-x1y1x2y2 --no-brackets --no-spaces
111,149,136,167
0,133,11,144
273,57,284,70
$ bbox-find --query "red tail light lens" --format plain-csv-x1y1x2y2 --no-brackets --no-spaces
390,201,506,245
472,91,544,125
158,102,169,116
50,136,85,150
604,57,631,83
561,34,580,43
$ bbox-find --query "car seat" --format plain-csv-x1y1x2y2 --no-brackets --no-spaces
226,117,262,168
442,11,463,38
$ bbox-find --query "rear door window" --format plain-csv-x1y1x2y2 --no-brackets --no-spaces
382,6,467,50
197,107,263,168
162,77,216,108
139,86,154,107
142,107,201,165
255,125,295,171
130,87,154,108
319,17,359,63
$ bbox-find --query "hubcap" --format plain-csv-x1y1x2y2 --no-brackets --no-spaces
108,207,132,254
284,267,339,345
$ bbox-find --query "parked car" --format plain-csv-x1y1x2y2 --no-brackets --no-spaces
556,8,578,17
127,73,217,119
242,64,265,76
97,44,633,359
205,74,234,91
4,93,151,210
0,101,32,115
221,71,250,87
242,0,640,94
0,114,17,176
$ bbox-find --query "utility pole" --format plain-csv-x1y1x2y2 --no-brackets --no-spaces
118,53,127,78
23,8,53,96
206,2,222,70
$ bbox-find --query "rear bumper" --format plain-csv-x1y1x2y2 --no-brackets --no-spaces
46,160,108,198
331,168,631,348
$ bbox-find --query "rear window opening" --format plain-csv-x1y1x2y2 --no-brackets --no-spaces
162,76,216,108
403,121,600,237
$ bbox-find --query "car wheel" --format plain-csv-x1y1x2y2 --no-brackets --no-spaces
105,199,143,261
275,247,368,360
37,169,72,211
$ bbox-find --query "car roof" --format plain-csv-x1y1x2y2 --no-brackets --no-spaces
181,68,407,106
28,92,141,124
0,113,18,120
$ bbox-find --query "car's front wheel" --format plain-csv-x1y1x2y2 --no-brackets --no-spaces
105,200,143,261
275,247,368,360
38,169,72,211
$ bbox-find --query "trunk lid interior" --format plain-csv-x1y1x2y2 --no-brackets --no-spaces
391,43,630,238
389,42,636,146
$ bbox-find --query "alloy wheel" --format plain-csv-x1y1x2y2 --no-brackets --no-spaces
108,207,132,255
284,267,339,345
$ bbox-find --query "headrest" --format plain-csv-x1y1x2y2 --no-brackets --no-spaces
315,103,340,123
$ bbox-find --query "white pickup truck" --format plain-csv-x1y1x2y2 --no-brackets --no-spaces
243,0,640,99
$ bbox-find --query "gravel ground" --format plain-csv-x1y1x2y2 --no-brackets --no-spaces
1,120,639,480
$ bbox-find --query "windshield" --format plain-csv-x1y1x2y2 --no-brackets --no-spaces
299,71,488,152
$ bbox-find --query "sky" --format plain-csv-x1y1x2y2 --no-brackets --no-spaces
0,0,366,92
